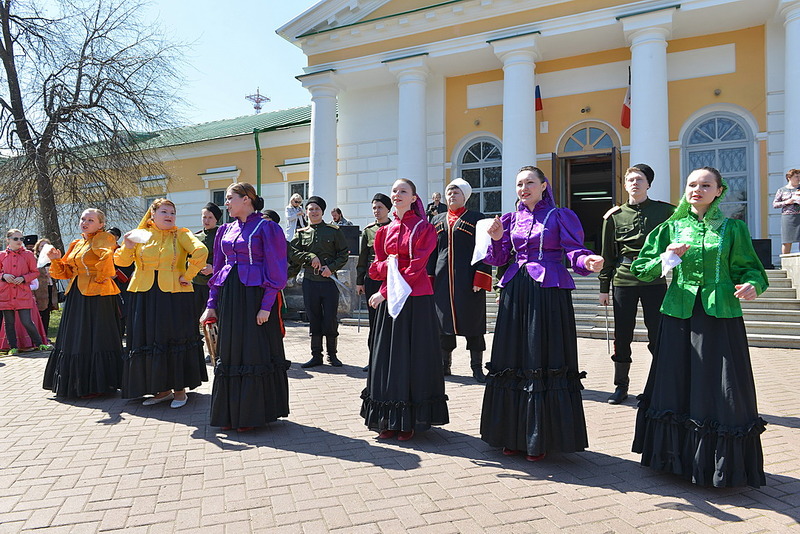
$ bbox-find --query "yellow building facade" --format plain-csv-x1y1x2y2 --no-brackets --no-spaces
280,0,800,259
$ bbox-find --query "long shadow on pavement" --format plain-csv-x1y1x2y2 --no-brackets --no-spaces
391,426,800,526
191,420,422,470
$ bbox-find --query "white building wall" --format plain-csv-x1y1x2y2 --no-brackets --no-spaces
337,83,399,229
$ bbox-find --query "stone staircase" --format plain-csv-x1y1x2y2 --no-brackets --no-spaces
342,269,800,349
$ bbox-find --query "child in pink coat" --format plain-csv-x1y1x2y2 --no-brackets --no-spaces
0,229,52,355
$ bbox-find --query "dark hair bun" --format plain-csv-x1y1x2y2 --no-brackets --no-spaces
253,196,265,211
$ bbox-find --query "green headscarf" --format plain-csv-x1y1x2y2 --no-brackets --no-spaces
667,173,729,231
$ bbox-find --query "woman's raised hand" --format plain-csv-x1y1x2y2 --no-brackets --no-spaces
487,216,503,241
47,247,62,260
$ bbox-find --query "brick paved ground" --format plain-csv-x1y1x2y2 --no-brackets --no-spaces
0,321,798,533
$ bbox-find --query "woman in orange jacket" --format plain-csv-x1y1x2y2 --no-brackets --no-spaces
115,198,208,408
43,209,124,398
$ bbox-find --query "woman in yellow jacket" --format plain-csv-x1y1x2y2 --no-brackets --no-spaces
116,199,208,408
43,208,124,398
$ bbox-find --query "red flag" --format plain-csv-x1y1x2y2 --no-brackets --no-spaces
535,85,543,112
621,68,631,129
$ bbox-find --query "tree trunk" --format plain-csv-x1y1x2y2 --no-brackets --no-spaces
34,149,64,251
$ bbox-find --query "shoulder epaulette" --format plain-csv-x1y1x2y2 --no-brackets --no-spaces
365,221,378,229
603,205,622,219
327,222,341,230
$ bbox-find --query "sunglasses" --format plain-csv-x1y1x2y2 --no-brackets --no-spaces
9,237,22,241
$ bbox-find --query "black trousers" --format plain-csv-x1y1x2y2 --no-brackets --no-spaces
3,309,43,348
440,333,486,352
302,279,339,337
611,283,666,363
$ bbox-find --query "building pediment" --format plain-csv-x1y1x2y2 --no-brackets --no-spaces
277,0,392,45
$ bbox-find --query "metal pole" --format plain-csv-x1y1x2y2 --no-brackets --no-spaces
604,302,611,354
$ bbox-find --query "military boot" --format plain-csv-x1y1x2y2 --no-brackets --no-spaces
470,350,486,383
607,362,631,404
326,336,342,367
301,335,324,368
442,351,452,376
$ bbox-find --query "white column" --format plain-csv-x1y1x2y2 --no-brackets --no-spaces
782,0,800,171
298,70,341,209
491,34,539,213
622,8,675,202
386,55,429,204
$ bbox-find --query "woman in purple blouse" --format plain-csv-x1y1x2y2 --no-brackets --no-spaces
481,166,604,461
201,182,289,432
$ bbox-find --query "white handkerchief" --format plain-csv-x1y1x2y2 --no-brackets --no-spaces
660,250,682,278
386,256,412,319
30,278,39,291
127,229,152,243
471,218,495,265
37,243,55,268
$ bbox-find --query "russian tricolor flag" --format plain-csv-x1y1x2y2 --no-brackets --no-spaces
621,67,631,129
535,85,543,112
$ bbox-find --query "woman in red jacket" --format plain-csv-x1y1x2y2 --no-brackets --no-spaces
0,229,53,355
360,179,449,441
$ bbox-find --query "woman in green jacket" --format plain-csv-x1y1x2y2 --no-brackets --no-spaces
630,166,768,488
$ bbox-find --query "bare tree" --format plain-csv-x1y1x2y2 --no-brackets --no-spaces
0,0,184,249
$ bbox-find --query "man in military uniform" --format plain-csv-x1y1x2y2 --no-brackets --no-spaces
356,193,392,372
598,163,675,404
427,178,492,383
289,195,350,368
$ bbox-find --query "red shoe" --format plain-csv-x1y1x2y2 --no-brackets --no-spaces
377,430,397,439
525,453,546,462
80,393,104,399
220,426,232,431
237,427,254,433
397,430,414,441
502,447,519,456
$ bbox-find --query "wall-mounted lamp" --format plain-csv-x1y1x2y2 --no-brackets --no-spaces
580,106,591,114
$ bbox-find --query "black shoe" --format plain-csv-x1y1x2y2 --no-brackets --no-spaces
301,356,323,368
328,355,343,367
607,386,628,404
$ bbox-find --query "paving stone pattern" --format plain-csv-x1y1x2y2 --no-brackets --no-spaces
0,321,798,533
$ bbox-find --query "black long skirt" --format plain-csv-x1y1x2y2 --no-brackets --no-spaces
480,270,588,456
122,275,208,398
43,291,124,398
210,268,289,428
632,296,766,487
192,284,210,323
360,295,449,432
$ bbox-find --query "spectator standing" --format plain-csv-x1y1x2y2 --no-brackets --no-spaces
285,193,307,240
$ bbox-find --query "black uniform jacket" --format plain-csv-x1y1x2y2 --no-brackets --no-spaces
427,209,492,336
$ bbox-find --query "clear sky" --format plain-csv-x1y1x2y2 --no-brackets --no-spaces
144,0,321,125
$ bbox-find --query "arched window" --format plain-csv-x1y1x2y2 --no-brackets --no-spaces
683,114,752,222
456,138,502,216
562,125,615,154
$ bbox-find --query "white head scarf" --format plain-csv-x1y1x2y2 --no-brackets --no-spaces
446,178,472,203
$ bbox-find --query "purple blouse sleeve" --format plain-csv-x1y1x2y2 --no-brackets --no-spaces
206,224,227,310
260,221,288,311
557,208,594,276
484,212,513,266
